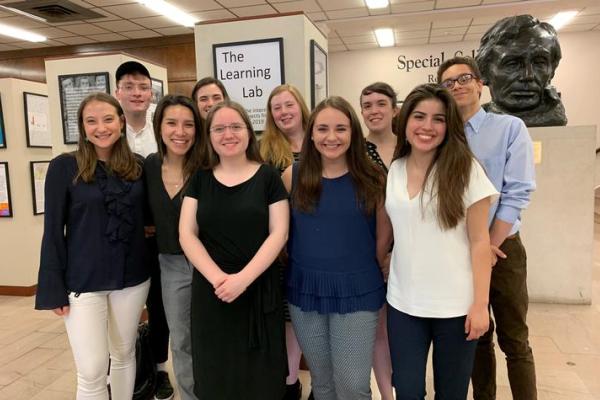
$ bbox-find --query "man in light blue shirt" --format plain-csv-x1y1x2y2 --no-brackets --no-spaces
437,57,537,400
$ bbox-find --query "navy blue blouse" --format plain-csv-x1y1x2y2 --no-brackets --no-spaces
286,167,385,314
35,154,149,310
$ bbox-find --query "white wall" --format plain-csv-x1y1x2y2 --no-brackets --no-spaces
0,78,50,287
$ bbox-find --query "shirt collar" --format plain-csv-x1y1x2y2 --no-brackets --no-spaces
465,107,486,135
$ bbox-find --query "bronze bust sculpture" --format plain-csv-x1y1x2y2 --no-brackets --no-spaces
475,14,567,127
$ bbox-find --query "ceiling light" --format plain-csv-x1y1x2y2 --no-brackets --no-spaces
137,0,199,28
0,23,46,42
548,10,578,30
375,28,395,47
365,0,389,9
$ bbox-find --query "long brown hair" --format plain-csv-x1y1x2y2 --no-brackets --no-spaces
260,84,310,170
152,94,206,185
74,92,141,183
202,101,262,168
293,96,385,214
393,84,474,230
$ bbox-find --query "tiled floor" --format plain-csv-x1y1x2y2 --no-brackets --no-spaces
1,231,599,399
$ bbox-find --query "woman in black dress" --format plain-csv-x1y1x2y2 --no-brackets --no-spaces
179,101,289,399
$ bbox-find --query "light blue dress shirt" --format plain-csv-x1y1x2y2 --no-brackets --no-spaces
465,108,536,235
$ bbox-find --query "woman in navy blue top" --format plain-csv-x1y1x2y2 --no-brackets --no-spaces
282,96,388,400
35,93,149,400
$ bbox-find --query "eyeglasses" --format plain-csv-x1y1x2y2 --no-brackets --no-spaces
440,73,475,89
118,84,151,93
209,124,246,134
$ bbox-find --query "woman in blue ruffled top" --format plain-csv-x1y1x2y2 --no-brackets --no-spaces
282,96,388,400
35,92,149,400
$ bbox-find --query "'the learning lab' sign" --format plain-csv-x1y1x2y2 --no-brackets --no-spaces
213,38,285,131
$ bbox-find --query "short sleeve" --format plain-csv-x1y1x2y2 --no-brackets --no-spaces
184,169,203,200
464,159,499,208
264,164,288,205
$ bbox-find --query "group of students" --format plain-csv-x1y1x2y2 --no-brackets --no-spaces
35,55,537,400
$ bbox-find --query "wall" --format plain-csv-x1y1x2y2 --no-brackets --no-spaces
0,78,51,292
329,31,600,144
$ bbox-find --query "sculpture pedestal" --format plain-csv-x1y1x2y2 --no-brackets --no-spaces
521,125,596,304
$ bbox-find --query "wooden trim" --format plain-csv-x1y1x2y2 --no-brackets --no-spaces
198,11,303,25
0,285,37,296
44,50,167,68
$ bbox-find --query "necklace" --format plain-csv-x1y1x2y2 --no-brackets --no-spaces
162,162,183,189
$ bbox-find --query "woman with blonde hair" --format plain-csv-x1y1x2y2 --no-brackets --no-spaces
260,84,310,399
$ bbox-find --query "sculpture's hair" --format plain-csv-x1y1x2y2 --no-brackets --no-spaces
475,14,561,84
74,92,141,183
393,84,475,230
202,101,262,168
293,96,385,215
260,84,310,170
152,94,207,185
436,56,482,84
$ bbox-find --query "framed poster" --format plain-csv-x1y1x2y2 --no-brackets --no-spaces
0,162,13,217
30,160,50,215
0,96,6,149
213,37,285,131
59,72,110,144
23,92,51,148
310,40,328,110
151,78,164,105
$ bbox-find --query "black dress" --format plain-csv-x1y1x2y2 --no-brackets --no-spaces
185,164,288,400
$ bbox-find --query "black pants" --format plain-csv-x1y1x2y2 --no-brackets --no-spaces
145,236,170,364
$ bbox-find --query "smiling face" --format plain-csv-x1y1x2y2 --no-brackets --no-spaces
360,91,398,134
270,90,303,136
196,83,225,120
82,100,124,160
486,26,554,112
160,105,196,158
209,107,249,160
406,99,447,157
440,63,483,117
311,107,351,163
114,73,152,115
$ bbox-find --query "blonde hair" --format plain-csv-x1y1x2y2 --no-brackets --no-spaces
260,84,310,170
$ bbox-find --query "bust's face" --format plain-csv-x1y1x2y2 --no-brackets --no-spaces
486,26,555,112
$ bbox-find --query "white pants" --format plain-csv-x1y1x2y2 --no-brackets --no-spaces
64,279,150,400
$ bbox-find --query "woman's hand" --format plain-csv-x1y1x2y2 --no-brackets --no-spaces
52,305,70,316
214,273,250,303
465,303,489,341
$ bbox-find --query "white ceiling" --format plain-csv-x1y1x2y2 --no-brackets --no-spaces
0,0,598,53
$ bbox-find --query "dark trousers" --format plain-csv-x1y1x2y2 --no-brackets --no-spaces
471,233,537,400
145,236,170,364
387,305,477,400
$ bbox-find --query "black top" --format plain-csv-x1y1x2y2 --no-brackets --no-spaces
144,153,184,254
186,164,288,399
366,141,388,172
35,153,148,310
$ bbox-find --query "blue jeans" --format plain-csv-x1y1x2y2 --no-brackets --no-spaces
387,305,477,400
289,304,379,400
159,254,198,400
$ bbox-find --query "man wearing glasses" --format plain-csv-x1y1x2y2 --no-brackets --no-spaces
437,57,537,400
115,61,174,400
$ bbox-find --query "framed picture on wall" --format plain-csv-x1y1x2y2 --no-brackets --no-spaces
59,72,110,144
151,78,164,105
310,40,328,109
0,96,6,149
24,92,51,148
213,37,285,131
0,162,13,217
30,160,50,215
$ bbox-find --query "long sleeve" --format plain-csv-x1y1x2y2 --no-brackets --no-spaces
35,155,71,310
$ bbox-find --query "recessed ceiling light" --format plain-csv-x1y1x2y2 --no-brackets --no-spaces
375,28,395,47
548,10,578,30
137,0,199,28
0,23,46,42
365,0,389,9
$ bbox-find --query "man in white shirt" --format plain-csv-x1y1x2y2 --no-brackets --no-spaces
115,61,174,400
